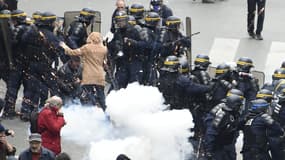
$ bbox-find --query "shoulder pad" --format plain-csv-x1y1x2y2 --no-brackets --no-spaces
220,80,233,89
140,28,149,41
261,113,274,125
68,21,85,37
210,103,225,115
273,104,282,115
133,25,142,32
213,109,226,128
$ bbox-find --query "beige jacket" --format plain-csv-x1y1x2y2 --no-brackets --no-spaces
63,32,107,86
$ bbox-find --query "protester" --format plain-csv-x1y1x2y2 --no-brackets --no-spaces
60,32,108,111
37,96,66,155
0,124,16,160
18,133,55,160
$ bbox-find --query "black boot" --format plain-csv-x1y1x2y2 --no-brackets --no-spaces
255,34,263,40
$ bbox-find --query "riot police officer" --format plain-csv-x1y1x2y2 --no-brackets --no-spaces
204,94,244,160
149,0,173,26
66,8,96,48
129,3,145,27
108,10,145,89
0,9,11,83
210,63,235,107
0,9,12,115
263,68,285,91
157,55,180,109
161,16,191,63
3,10,31,119
234,57,259,116
140,11,163,85
21,12,62,118
241,99,284,160
191,54,211,85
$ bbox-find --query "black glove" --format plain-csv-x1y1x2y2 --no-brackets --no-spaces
124,38,137,47
177,37,191,47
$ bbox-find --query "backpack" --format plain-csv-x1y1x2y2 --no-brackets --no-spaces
30,110,39,133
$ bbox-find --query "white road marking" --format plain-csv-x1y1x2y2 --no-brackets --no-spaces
208,38,240,67
264,41,285,83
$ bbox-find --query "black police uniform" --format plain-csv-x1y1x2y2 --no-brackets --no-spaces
21,12,62,115
210,64,234,107
4,10,31,118
204,95,243,160
108,11,145,89
241,99,284,160
233,57,259,116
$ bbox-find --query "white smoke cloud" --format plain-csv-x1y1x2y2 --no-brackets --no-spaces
62,83,194,160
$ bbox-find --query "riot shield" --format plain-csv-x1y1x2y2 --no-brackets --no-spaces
185,17,192,65
252,70,265,88
63,11,101,35
0,18,13,69
207,66,216,78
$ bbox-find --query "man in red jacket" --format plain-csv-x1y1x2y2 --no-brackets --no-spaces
37,96,66,155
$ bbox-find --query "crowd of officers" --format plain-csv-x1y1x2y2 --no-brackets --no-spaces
0,0,285,160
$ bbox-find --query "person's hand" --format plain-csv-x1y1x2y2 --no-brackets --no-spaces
7,130,15,137
59,41,68,49
57,111,64,116
74,78,81,84
0,135,8,145
124,38,137,47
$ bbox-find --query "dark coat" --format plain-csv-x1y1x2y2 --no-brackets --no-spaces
18,147,55,160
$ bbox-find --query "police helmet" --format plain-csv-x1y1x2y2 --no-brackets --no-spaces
0,10,11,19
178,59,190,74
272,68,285,81
32,11,42,25
281,61,285,69
194,54,211,70
79,8,96,24
114,10,128,28
150,0,163,6
145,12,160,27
165,16,181,30
39,12,56,26
226,89,244,100
11,10,27,24
128,15,136,26
224,94,244,112
215,63,231,79
162,55,179,72
129,4,145,19
250,99,269,113
256,89,273,103
236,57,254,73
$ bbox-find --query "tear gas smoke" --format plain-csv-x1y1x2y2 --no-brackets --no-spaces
62,83,194,160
